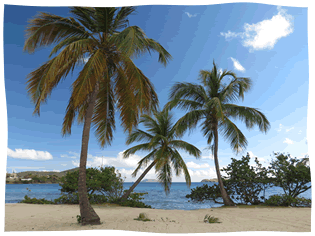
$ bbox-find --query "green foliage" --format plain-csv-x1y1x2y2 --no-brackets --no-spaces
186,181,234,204
20,195,55,204
221,153,274,205
264,194,311,207
268,152,311,198
59,166,124,198
187,153,272,205
134,213,151,221
204,214,221,223
76,215,81,223
186,152,311,207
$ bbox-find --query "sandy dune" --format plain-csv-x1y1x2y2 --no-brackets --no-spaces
5,203,311,232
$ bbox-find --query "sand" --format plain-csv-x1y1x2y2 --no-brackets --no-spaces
5,203,311,232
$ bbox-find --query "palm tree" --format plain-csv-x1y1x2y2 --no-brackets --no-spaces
120,107,201,200
23,7,172,225
165,61,270,206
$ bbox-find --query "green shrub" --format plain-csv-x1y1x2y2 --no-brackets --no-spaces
134,213,151,221
204,214,221,223
76,215,81,223
264,194,311,207
20,195,55,204
20,192,152,208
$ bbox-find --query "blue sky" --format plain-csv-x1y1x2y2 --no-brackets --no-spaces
1,1,312,183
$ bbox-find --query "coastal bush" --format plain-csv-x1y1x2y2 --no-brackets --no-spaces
59,166,124,198
221,154,274,205
186,152,311,206
20,195,55,204
264,194,311,207
20,192,152,208
268,152,311,198
186,153,273,205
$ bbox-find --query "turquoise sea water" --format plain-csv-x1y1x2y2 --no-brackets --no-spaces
5,182,312,210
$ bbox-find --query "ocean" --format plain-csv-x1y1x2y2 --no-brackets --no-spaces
5,182,312,210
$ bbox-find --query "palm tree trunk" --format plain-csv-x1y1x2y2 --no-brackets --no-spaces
120,160,157,201
78,81,101,226
213,124,235,206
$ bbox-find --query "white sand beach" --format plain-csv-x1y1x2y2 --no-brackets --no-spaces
5,203,311,232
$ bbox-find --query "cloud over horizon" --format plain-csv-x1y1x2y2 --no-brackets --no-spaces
7,148,53,161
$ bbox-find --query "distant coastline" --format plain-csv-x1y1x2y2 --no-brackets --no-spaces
201,178,218,182
142,179,159,183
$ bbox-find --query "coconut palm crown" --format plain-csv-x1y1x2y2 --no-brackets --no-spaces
120,107,201,200
23,7,172,225
165,61,270,206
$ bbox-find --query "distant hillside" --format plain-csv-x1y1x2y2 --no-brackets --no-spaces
15,167,80,178
201,178,218,182
142,179,159,182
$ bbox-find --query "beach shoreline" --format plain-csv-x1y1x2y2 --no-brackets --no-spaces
5,203,311,232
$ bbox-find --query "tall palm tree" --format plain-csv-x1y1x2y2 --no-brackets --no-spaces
120,107,201,200
23,7,172,225
165,61,270,206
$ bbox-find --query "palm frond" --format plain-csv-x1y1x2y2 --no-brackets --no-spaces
172,109,206,136
223,104,270,133
111,7,137,32
131,150,157,177
111,26,172,65
91,77,116,147
70,49,108,109
169,149,191,187
123,143,153,158
219,117,248,154
93,7,117,33
156,161,172,195
24,12,88,53
49,36,92,58
221,77,252,103
167,82,207,110
169,140,201,159
126,129,154,145
69,7,98,33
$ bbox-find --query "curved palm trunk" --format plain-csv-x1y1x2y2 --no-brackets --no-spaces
78,81,101,226
213,125,235,206
121,160,157,201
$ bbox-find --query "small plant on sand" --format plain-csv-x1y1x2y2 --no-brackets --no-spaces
134,213,151,222
204,214,221,223
76,215,81,224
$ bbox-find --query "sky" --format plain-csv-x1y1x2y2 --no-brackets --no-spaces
1,0,313,185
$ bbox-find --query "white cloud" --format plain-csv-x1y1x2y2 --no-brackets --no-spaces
61,164,67,166
186,161,210,169
220,31,241,39
283,138,294,145
60,154,77,159
298,130,302,134
7,148,53,160
230,57,245,72
38,169,61,172
276,124,283,132
247,151,257,159
286,127,294,132
71,151,143,169
185,12,197,18
221,6,293,51
201,154,214,160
